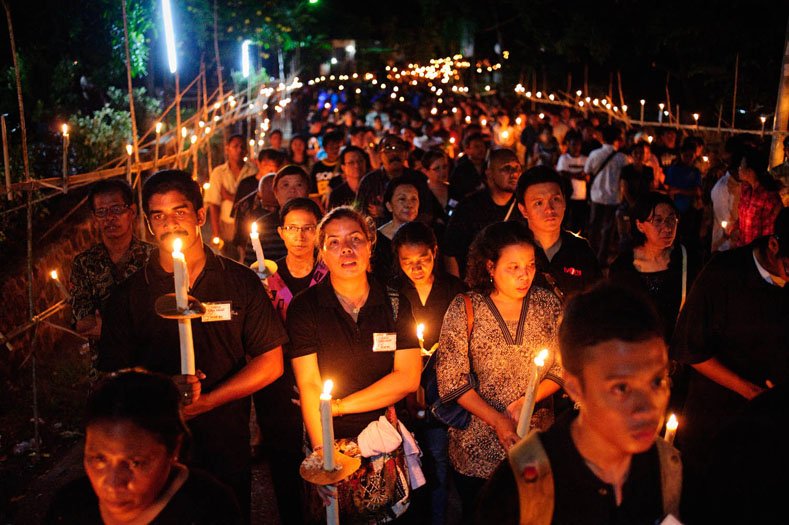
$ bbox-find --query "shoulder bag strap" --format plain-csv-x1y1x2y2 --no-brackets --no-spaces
591,149,619,182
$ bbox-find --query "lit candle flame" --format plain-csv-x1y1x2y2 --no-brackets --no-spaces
155,121,163,134
172,238,183,254
181,127,188,138
212,236,220,245
666,413,678,432
416,323,425,341
202,182,210,190
721,220,728,229
61,124,69,136
125,144,133,156
322,379,334,397
534,348,549,367
50,270,59,280
250,222,259,236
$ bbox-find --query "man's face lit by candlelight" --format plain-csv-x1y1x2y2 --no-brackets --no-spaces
146,190,205,254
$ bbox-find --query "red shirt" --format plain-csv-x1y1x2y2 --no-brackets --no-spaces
736,183,781,246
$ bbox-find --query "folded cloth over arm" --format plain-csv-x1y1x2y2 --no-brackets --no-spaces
357,416,426,489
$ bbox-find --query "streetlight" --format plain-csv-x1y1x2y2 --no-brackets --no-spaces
162,0,181,165
242,40,252,79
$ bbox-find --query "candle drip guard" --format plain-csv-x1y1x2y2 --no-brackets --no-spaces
154,293,207,319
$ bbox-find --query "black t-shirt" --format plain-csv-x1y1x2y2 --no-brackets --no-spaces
310,159,341,194
449,156,485,200
533,230,603,300
98,247,288,472
442,190,523,277
286,277,420,438
231,175,265,246
328,181,358,210
45,468,242,524
274,255,316,296
620,165,654,206
476,412,664,525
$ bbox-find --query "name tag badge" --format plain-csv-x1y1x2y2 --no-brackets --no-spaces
372,332,397,352
201,301,232,322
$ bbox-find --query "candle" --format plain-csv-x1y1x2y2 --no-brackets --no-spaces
125,143,133,184
640,99,645,123
721,220,728,230
760,116,767,137
320,379,336,470
658,103,664,123
50,270,69,299
172,238,189,310
61,124,69,181
664,413,678,445
693,113,700,129
250,222,266,272
517,348,549,437
171,238,195,375
416,323,425,351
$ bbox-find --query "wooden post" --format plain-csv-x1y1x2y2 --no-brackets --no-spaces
2,114,11,200
731,53,740,130
121,0,144,237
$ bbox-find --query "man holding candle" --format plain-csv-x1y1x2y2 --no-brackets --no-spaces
476,283,682,524
99,170,288,519
70,179,153,385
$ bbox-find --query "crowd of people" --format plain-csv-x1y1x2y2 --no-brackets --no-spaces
50,87,789,524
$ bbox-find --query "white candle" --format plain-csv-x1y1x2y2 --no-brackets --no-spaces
640,99,645,122
250,222,266,271
319,379,336,470
172,238,190,311
721,220,728,231
517,348,549,437
171,238,195,376
664,413,678,445
49,270,69,299
658,103,664,124
61,124,69,180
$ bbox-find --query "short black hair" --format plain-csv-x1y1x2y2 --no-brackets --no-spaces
421,149,448,171
257,148,287,166
269,129,283,138
278,196,322,226
349,126,367,137
515,165,564,205
463,132,486,150
322,130,345,147
559,282,664,377
88,179,134,211
630,192,679,247
227,133,245,146
392,220,437,254
86,369,189,454
382,174,421,205
273,164,310,189
142,170,203,215
602,125,622,144
340,145,368,167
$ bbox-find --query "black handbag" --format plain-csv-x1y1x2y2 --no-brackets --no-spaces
429,294,477,429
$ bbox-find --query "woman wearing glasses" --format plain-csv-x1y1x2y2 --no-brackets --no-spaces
254,196,328,525
609,192,698,340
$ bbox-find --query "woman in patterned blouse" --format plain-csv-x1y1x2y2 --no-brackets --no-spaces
436,220,563,513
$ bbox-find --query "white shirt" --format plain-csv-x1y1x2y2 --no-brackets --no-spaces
710,172,740,252
557,153,588,200
753,248,785,287
204,161,258,223
585,144,628,205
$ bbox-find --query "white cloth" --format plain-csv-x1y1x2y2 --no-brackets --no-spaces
203,161,258,222
585,144,628,205
357,416,426,489
557,152,588,200
710,172,740,252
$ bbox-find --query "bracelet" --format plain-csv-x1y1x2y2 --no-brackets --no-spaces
332,398,343,417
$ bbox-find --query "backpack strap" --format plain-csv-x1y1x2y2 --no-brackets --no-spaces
508,431,554,525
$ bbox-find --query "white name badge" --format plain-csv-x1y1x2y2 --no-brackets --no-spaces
372,332,397,352
201,301,232,322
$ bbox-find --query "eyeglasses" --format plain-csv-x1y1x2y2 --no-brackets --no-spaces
281,225,317,235
648,215,679,229
93,204,130,219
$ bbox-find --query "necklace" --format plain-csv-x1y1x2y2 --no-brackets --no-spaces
335,287,369,315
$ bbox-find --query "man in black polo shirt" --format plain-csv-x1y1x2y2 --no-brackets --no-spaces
475,284,682,524
99,170,287,519
516,165,602,300
442,148,523,278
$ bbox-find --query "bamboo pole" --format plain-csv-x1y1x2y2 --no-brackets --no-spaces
121,0,145,237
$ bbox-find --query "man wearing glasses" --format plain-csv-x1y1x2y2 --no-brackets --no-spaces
70,179,153,382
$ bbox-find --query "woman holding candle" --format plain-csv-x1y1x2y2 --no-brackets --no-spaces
436,220,562,513
46,370,242,524
391,221,466,525
287,206,421,521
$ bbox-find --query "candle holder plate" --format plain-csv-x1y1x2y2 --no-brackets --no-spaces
300,450,361,486
154,294,206,319
250,259,278,279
